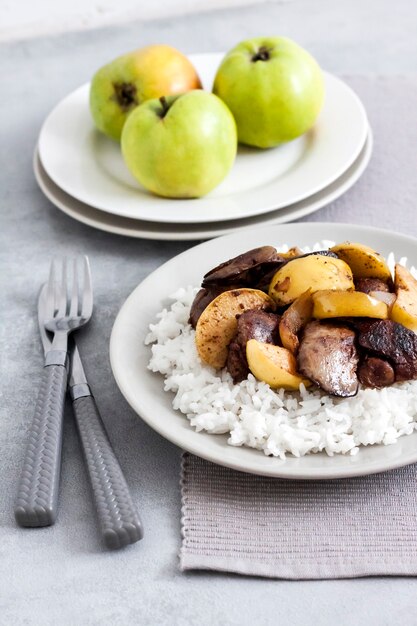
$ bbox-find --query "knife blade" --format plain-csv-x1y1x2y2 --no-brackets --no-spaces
38,284,53,356
37,284,143,548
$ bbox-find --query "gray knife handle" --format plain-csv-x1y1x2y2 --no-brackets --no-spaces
15,364,67,527
73,395,143,549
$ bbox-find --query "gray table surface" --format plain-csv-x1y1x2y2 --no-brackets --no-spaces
2,1,417,624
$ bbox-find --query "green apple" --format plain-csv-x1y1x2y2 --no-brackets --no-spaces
213,37,324,148
121,91,237,198
90,45,202,141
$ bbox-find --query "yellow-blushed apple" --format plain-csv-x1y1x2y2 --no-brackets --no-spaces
121,91,237,199
213,37,324,148
90,45,202,141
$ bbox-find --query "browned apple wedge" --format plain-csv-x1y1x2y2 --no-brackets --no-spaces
246,340,310,390
330,242,392,280
279,289,313,354
312,290,388,319
268,254,354,306
195,288,275,368
390,263,417,331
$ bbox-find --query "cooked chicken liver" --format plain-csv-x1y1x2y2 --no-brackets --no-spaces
202,246,285,288
297,321,359,397
227,310,280,383
355,278,390,294
358,356,395,388
354,319,417,381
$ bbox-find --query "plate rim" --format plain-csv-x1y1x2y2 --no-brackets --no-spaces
38,54,368,224
33,127,372,241
109,222,417,479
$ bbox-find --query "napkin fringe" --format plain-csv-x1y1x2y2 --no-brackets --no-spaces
180,553,417,580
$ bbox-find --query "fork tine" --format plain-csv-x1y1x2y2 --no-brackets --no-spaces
57,257,68,318
44,255,92,326
81,256,93,319
69,258,79,318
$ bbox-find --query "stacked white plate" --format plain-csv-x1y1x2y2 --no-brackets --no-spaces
35,53,371,241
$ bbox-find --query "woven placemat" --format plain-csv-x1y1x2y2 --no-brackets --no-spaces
180,454,417,579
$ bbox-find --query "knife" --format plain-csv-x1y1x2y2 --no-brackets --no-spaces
38,285,143,549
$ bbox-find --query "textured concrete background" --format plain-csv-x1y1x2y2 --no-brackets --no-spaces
2,1,417,624
1,0,276,42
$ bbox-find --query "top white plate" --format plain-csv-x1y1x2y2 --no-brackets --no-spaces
110,222,417,480
38,53,368,225
34,128,372,241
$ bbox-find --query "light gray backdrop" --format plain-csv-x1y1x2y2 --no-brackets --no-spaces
1,1,417,624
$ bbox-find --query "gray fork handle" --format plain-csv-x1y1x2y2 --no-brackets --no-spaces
72,394,143,549
15,364,67,527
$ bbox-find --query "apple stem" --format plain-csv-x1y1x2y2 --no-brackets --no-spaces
159,96,170,118
252,46,271,62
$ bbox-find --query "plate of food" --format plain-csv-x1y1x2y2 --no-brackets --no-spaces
38,41,368,224
110,223,417,479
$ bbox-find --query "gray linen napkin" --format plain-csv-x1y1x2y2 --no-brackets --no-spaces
180,453,417,579
180,76,417,579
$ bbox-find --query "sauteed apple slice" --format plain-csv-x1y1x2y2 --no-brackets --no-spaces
279,289,313,354
195,288,275,368
330,242,392,280
269,254,354,306
312,290,389,319
246,340,310,390
390,264,417,331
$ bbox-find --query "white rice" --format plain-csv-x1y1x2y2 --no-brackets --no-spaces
145,242,417,458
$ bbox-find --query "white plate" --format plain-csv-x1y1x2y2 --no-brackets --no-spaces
38,53,368,224
34,128,372,241
110,222,417,480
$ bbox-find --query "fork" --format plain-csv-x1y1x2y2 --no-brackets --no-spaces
15,257,93,527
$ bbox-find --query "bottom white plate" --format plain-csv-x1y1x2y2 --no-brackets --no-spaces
34,129,372,241
110,222,417,479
